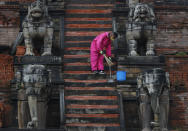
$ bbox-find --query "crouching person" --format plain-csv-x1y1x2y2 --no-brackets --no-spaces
90,32,118,74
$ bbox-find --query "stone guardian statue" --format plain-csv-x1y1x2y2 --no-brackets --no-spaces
137,68,170,131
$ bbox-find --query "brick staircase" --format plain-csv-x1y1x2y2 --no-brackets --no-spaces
63,0,121,130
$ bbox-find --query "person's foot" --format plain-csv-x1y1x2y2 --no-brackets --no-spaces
92,70,98,74
99,70,105,74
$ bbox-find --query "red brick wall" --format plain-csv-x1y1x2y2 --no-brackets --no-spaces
0,0,19,100
0,54,13,87
165,56,188,130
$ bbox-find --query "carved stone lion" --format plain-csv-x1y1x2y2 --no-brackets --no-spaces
23,0,54,56
126,3,156,56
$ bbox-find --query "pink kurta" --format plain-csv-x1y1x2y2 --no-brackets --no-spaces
90,32,111,71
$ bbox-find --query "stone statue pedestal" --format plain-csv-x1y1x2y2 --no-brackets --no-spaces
14,56,63,129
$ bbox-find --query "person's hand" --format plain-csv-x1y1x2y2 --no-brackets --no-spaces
108,57,112,61
99,50,104,55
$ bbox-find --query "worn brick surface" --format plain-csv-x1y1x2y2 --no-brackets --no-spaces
156,11,188,49
0,54,13,87
154,2,188,129
165,56,188,130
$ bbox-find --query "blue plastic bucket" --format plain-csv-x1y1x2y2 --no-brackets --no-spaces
117,71,126,81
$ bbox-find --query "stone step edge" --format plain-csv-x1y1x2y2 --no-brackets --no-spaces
65,96,118,100
66,104,119,109
65,114,119,118
65,123,120,127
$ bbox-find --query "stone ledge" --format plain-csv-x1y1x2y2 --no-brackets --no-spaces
14,56,62,65
117,56,165,65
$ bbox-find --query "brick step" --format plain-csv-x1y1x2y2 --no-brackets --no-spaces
66,125,120,131
65,89,117,96
64,62,112,66
65,25,112,29
66,100,118,105
66,108,119,114
64,47,114,50
64,50,89,55
64,79,111,83
65,31,112,37
63,65,115,71
66,4,114,9
63,73,114,80
65,28,112,32
65,87,115,91
64,49,115,55
64,54,90,58
64,42,90,48
64,54,114,58
65,46,90,51
66,117,119,123
66,114,119,118
65,82,116,87
66,41,91,43
64,57,90,63
66,9,112,14
65,14,112,19
65,36,95,41
65,96,117,101
65,0,113,4
64,71,115,74
66,104,118,109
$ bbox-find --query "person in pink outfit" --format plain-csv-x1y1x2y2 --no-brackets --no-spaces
90,32,118,74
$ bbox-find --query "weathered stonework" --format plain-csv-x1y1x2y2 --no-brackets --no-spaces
22,0,54,56
16,64,50,129
126,3,156,56
137,68,170,131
